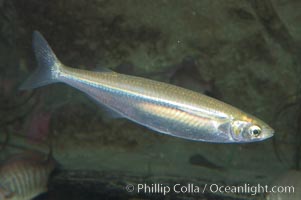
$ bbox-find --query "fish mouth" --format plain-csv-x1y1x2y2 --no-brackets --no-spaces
262,126,274,140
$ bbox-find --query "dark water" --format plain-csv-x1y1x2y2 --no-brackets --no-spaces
0,0,300,199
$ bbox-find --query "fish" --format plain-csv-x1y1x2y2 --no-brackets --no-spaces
0,151,55,200
20,31,274,143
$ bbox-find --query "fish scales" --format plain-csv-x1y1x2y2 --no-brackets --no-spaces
20,31,274,143
60,67,226,140
0,152,55,200
62,66,234,118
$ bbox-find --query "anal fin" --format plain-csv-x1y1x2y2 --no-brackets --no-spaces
86,94,124,119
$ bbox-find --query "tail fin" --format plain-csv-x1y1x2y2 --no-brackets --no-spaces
19,31,62,90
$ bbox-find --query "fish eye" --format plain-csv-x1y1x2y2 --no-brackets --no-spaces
248,125,261,137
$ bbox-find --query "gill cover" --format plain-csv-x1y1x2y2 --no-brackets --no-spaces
230,120,263,142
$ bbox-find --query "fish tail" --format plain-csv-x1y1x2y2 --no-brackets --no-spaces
19,31,62,90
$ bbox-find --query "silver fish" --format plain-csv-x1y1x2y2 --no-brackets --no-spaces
0,151,55,200
20,31,274,143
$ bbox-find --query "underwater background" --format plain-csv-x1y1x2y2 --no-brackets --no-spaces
0,0,300,199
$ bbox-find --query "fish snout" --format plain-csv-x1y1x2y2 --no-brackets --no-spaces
261,125,274,140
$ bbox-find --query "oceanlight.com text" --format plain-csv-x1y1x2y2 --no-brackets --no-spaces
125,183,295,196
